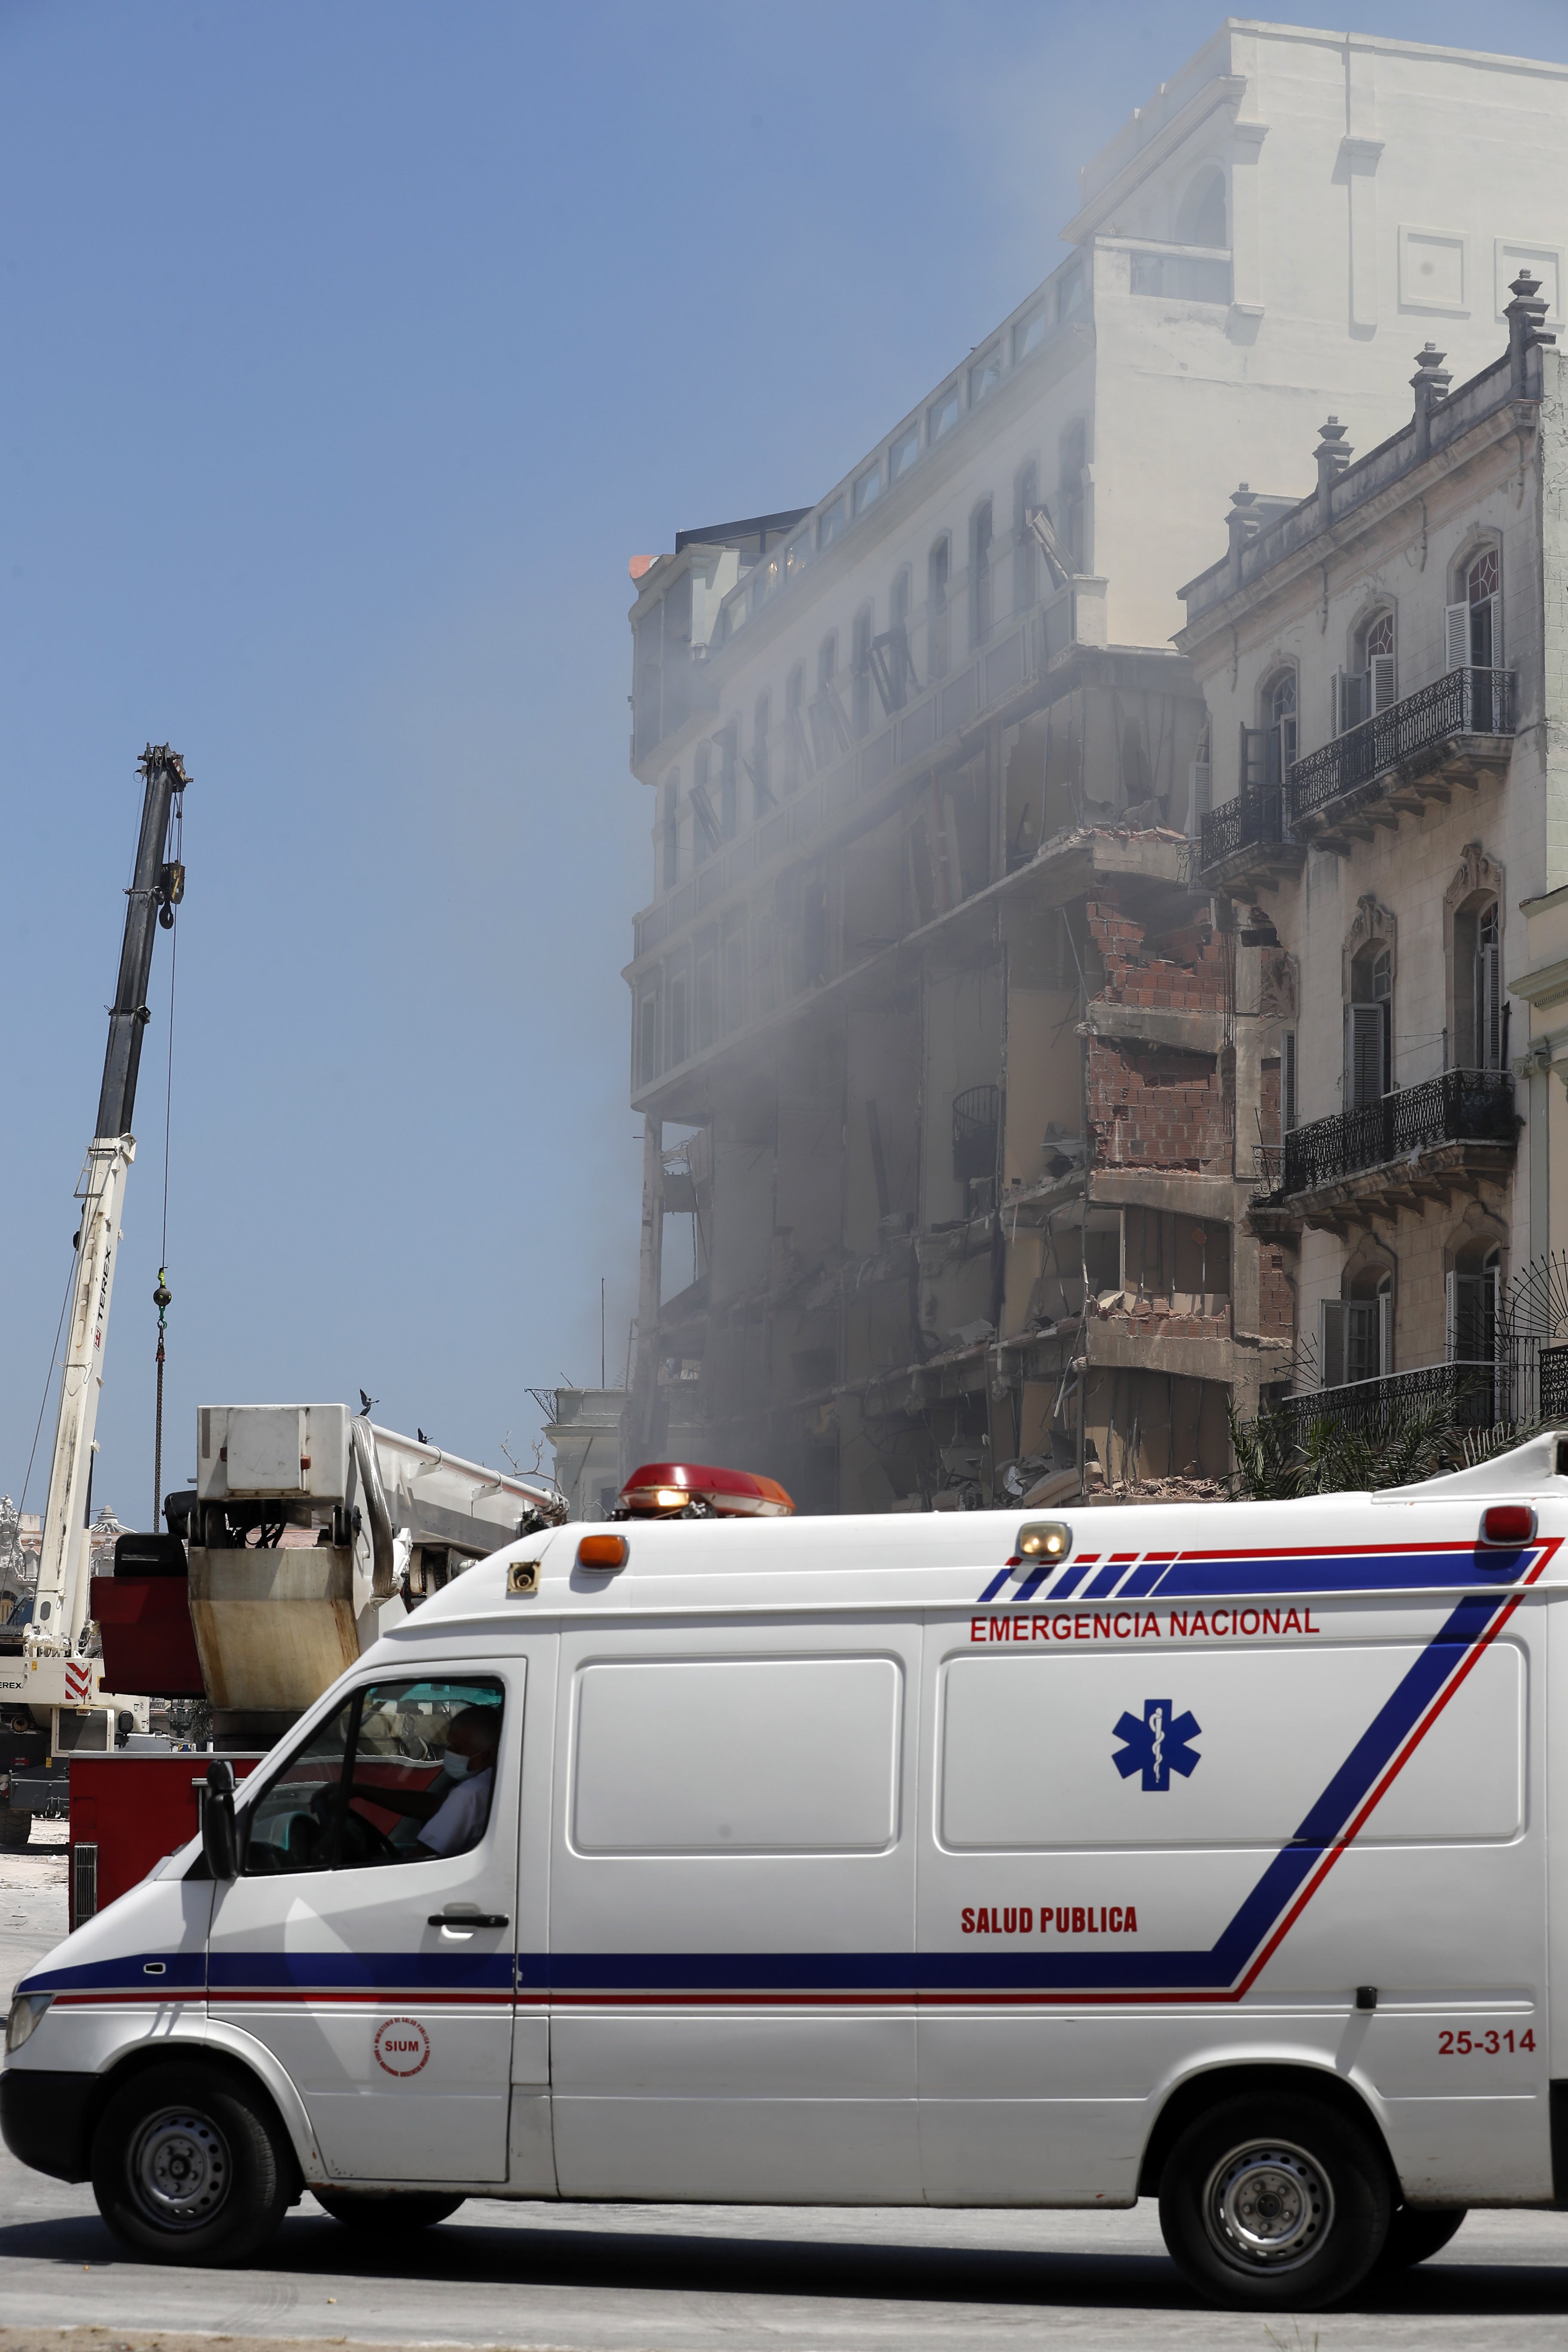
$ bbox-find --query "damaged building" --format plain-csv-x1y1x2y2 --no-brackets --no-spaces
620,22,1568,1508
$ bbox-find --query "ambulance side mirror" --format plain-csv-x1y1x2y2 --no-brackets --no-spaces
202,1759,239,1881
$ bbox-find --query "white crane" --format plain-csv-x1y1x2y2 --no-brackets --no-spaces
22,747,187,1735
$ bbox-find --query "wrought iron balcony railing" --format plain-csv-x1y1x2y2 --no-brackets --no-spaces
1199,784,1286,873
1270,1069,1516,1199
1280,1359,1500,1439
1286,667,1514,826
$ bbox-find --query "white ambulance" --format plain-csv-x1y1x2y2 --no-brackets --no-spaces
5,1439,1566,2311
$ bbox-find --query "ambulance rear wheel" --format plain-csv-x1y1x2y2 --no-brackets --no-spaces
1158,2092,1390,2309
315,2189,466,2233
92,2063,294,2264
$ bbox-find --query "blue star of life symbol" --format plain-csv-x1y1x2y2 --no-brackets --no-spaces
1112,1698,1202,1792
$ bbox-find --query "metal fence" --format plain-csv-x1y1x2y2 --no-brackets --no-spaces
1286,667,1514,825
1277,1069,1515,1197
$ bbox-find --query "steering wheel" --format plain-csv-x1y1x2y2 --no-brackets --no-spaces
309,1784,401,1866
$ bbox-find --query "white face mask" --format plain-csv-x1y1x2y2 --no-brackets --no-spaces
440,1749,472,1781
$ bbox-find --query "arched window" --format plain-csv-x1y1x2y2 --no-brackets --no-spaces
851,603,875,738
1321,1259,1393,1388
818,631,837,691
928,537,950,680
1347,941,1392,1107
1451,893,1503,1070
752,691,771,814
1449,1239,1501,1375
969,499,994,649
1176,165,1227,250
785,663,807,791
1346,1265,1393,1385
1465,545,1500,666
1013,460,1039,614
1260,667,1297,787
1339,607,1396,730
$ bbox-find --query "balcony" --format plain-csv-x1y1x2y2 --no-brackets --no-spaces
1280,1359,1501,1441
1252,1069,1517,1235
1197,784,1305,894
1285,668,1514,849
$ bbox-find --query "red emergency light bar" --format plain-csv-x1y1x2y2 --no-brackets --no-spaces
618,1461,795,1519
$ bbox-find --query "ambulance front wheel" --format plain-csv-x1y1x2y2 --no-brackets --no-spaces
1158,2091,1391,2310
1374,2202,1466,2272
91,2062,296,2265
314,2189,466,2233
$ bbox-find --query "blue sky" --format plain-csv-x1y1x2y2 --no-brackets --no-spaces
3,0,1566,1525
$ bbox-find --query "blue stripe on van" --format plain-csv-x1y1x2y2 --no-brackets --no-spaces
1148,1545,1531,1598
975,1541,1540,1609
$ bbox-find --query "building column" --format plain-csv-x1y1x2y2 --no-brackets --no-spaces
625,1115,664,1477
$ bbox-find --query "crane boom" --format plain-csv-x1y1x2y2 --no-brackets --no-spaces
28,747,188,1665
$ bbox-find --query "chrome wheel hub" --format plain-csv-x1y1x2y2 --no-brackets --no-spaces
131,2107,231,2230
1204,2138,1332,2271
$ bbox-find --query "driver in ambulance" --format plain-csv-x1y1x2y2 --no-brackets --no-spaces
347,1706,500,1860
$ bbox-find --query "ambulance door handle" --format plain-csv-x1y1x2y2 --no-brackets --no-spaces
428,1913,508,1929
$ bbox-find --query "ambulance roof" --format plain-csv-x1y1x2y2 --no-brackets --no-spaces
370,1435,1568,1645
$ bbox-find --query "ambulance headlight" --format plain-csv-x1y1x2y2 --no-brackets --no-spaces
5,1991,54,2055
1016,1520,1072,1564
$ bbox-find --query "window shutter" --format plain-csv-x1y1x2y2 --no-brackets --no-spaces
1446,1268,1461,1360
1338,670,1368,730
1378,1289,1392,1380
1318,1299,1346,1390
1349,1004,1384,1108
1478,924,1502,1070
1445,603,1469,671
1239,723,1265,793
1370,654,1396,713
1282,1029,1297,1134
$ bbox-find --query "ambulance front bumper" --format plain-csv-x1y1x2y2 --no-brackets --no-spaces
0,2067,96,2182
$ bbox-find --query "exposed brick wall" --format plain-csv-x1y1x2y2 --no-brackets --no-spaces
1086,888,1228,1012
1086,1036,1228,1171
1259,1242,1295,1344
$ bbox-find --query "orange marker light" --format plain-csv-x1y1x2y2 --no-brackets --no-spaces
577,1534,630,1571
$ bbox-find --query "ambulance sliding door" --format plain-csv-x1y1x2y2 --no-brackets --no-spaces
918,1608,1545,2207
549,1617,919,2202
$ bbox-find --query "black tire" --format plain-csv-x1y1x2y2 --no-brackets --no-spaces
1158,2091,1391,2310
314,2188,465,2233
0,1803,30,1850
1372,2203,1466,2274
91,2062,295,2265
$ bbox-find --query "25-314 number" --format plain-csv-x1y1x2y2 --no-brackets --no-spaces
1438,2028,1535,2056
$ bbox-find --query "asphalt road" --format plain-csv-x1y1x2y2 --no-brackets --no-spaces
6,1838,1568,2352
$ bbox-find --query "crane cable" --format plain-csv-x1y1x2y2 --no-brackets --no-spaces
152,791,181,1529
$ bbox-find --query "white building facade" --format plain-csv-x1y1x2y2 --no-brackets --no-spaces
1180,282,1566,1426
